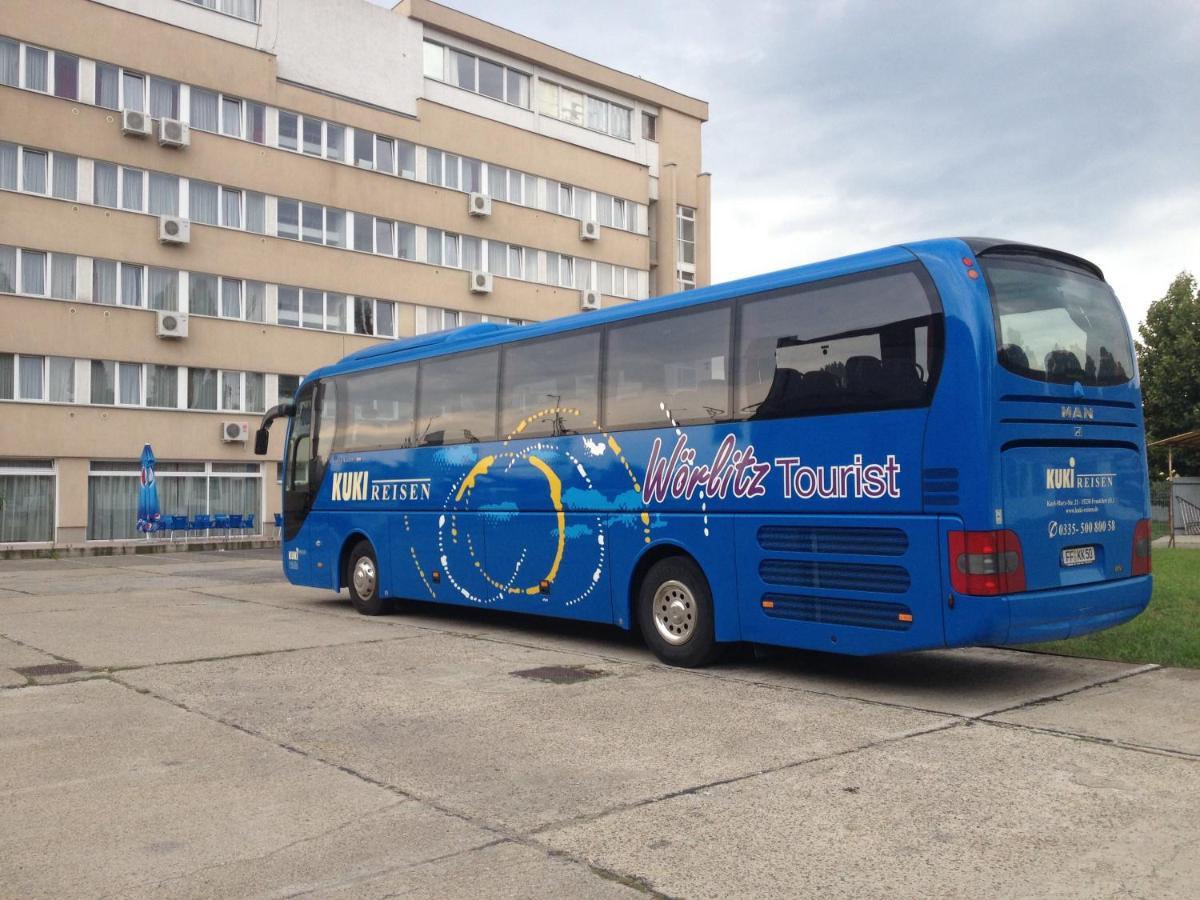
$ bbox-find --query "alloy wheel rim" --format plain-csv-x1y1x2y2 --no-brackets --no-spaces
652,579,695,645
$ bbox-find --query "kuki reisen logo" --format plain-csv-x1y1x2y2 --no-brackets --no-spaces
331,472,432,502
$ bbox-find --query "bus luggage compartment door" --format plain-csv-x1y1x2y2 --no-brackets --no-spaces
736,514,944,654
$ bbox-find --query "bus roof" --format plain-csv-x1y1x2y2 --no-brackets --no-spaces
309,236,1078,382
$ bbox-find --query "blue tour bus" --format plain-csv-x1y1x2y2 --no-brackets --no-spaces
255,238,1152,667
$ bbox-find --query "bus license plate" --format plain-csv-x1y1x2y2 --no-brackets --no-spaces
1061,546,1097,567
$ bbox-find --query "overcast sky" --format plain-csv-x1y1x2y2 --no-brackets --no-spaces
373,0,1199,327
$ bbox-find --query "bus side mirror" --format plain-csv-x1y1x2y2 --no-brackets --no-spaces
254,428,270,456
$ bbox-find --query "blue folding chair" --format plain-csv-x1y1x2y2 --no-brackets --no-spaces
168,515,189,541
228,514,244,538
243,513,256,536
214,514,232,540
191,514,214,537
273,512,283,537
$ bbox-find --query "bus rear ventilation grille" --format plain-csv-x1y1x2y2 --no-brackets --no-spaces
758,559,911,593
922,467,960,507
757,525,908,556
761,593,914,630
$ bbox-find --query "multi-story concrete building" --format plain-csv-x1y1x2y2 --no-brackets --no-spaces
0,0,710,547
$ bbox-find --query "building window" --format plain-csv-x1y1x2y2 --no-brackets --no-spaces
0,38,18,88
87,459,263,543
676,269,696,292
24,46,48,93
423,40,530,108
148,77,179,118
642,111,657,141
277,375,300,405
537,79,633,140
676,205,696,271
53,52,79,101
180,0,259,23
0,459,55,543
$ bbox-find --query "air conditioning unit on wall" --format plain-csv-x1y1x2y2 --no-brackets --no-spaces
158,216,191,245
580,289,601,311
121,109,152,137
222,421,249,443
468,192,491,217
158,117,191,148
469,270,493,294
155,310,189,339
579,219,600,241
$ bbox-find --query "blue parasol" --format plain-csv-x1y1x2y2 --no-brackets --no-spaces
137,443,162,533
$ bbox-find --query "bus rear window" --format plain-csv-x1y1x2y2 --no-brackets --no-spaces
984,255,1134,386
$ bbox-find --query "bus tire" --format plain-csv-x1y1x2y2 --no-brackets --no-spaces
346,540,393,616
636,555,720,668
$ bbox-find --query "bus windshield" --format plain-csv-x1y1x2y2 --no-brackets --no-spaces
985,255,1134,386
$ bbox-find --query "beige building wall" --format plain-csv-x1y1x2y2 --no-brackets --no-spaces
0,0,710,548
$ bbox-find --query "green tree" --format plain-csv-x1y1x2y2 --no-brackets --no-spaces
1137,272,1200,476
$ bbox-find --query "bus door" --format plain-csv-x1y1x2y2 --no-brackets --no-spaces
282,379,337,585
282,381,316,581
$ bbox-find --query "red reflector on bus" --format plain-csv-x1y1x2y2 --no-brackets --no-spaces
948,530,1026,596
898,612,913,622
967,269,980,280
1132,518,1152,576
962,257,974,266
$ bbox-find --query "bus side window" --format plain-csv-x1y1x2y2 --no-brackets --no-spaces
737,266,940,419
417,349,499,446
335,366,417,452
603,305,731,430
501,330,600,438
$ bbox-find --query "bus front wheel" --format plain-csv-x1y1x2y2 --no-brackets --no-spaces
347,540,393,616
637,556,720,667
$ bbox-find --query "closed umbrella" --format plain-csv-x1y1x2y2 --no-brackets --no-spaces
137,443,161,534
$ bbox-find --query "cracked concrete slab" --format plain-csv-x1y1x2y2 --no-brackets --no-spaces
0,636,60,688
990,667,1200,757
712,646,1155,718
540,721,1200,898
0,593,413,669
121,634,947,833
0,680,495,900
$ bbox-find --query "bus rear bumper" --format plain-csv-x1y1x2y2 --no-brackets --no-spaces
948,575,1152,647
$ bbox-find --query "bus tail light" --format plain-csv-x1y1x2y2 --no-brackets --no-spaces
948,530,1026,596
1131,519,1152,576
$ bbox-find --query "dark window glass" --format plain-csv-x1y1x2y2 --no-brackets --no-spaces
417,350,498,445
247,101,266,143
478,58,503,100
353,214,373,252
301,203,323,244
353,130,373,168
604,307,731,429
302,117,322,155
277,198,299,240
335,366,416,452
501,330,600,438
53,52,79,100
983,255,1133,386
278,111,298,150
277,374,300,404
737,266,940,420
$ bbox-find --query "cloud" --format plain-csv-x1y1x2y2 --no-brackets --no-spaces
378,0,1200,325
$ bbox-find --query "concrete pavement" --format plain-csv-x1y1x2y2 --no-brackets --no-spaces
1,550,1197,898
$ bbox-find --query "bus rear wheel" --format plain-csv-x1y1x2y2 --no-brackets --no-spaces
637,556,720,667
347,540,393,616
